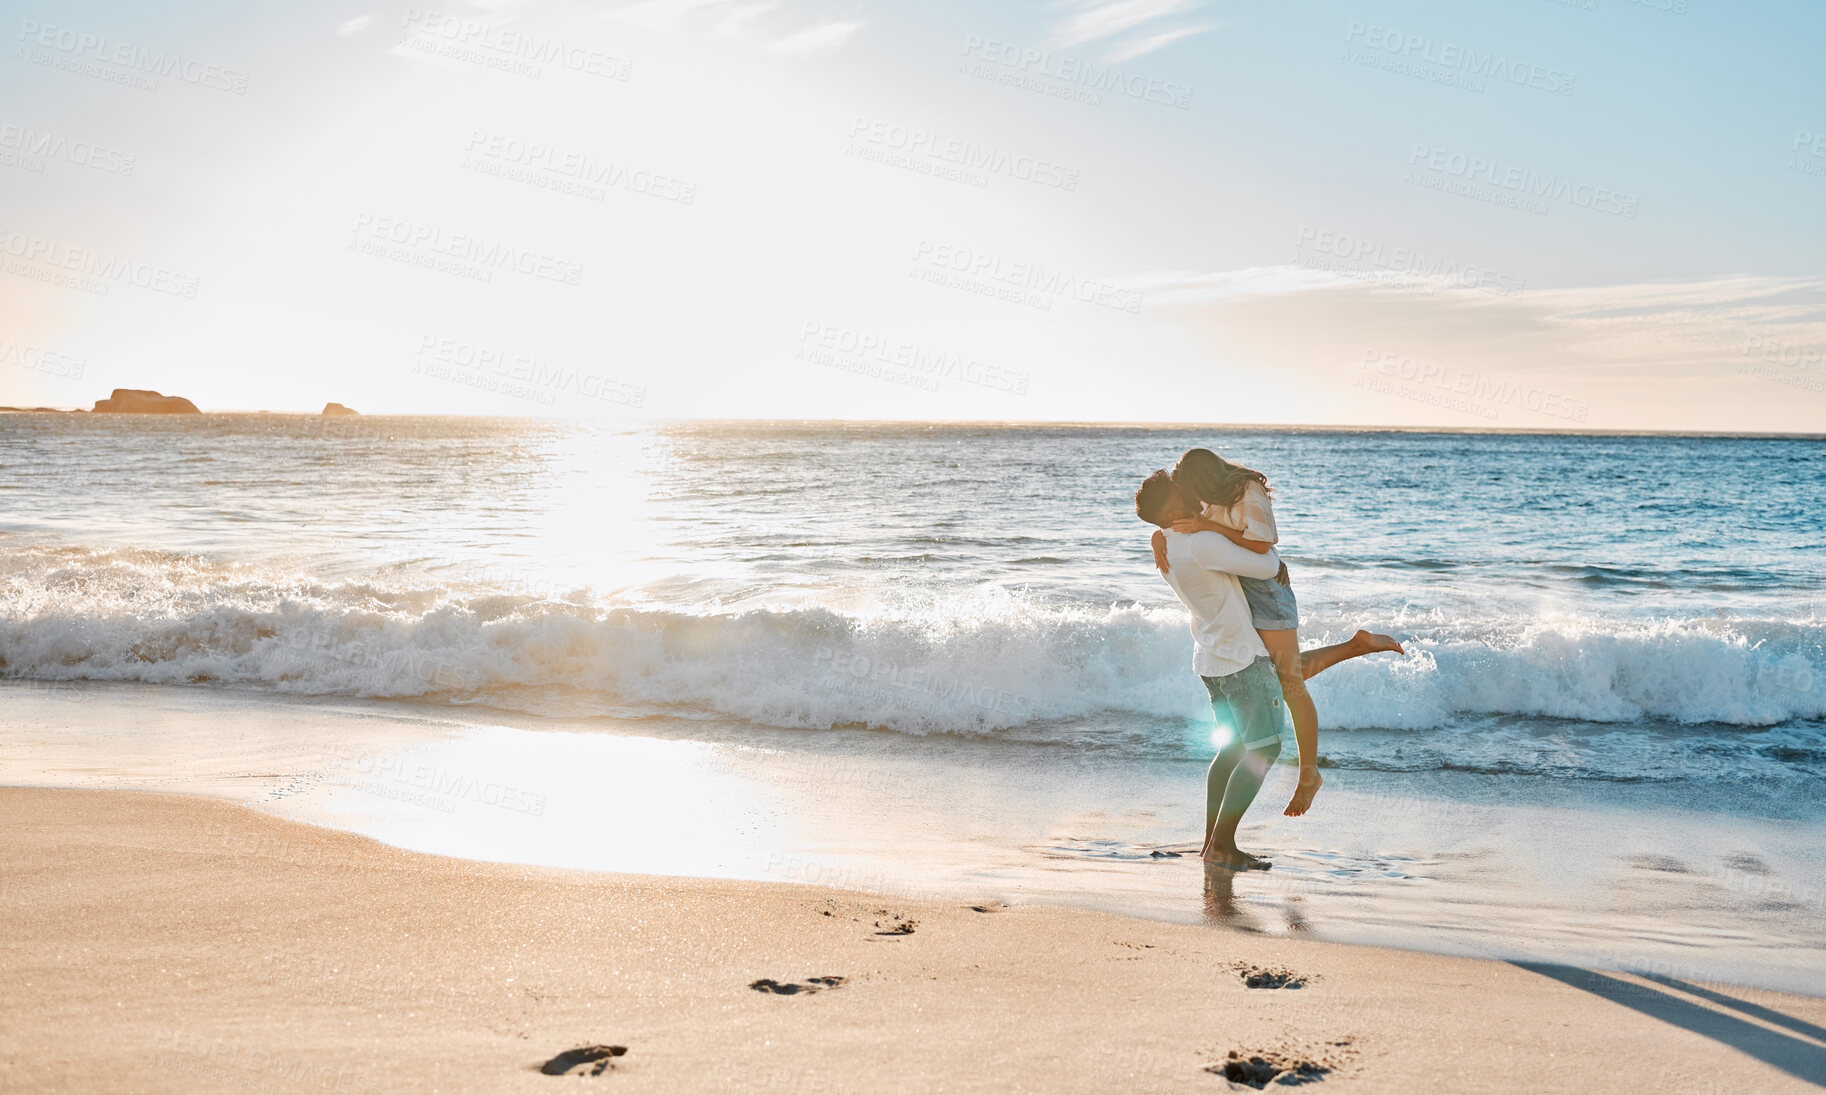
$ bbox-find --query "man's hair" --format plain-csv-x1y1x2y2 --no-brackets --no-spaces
1134,470,1178,527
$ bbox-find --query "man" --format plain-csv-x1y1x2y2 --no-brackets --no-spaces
1138,470,1327,870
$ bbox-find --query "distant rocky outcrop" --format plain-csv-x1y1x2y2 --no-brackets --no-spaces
321,402,360,416
91,389,201,414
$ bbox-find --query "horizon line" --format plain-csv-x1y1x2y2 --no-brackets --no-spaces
4,408,1821,441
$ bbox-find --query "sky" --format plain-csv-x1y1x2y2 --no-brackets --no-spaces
1,0,1823,429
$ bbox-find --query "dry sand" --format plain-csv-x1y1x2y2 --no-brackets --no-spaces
2,787,1822,1093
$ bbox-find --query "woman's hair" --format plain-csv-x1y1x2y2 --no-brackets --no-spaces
1170,448,1269,512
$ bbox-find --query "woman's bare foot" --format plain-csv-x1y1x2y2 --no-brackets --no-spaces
1284,767,1323,816
1352,629,1405,656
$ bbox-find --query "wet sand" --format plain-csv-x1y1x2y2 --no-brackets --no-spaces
3,787,1823,1093
8,682,1824,1001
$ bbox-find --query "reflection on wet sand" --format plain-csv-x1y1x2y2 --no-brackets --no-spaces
1202,863,1311,935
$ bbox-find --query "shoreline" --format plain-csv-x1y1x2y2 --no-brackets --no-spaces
5,679,1825,1001
5,786,1825,1093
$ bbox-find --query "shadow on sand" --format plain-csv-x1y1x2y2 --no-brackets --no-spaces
1512,962,1826,1088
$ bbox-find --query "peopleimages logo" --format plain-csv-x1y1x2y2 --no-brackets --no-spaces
1789,129,1826,178
400,8,631,80
1359,348,1591,423
847,117,1079,191
811,648,1033,719
0,229,200,298
796,321,1031,395
1407,144,1639,218
350,213,584,286
352,754,547,816
1744,328,1824,371
414,334,646,408
912,240,1141,313
0,122,135,176
1345,22,1576,95
15,19,249,93
1294,225,1526,297
0,338,86,379
463,130,696,204
959,35,1192,109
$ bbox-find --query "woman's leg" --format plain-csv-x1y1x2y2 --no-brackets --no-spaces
1299,630,1405,680
1264,629,1405,815
1258,628,1323,817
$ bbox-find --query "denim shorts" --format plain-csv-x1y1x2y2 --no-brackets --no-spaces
1241,565,1298,631
1200,656,1288,752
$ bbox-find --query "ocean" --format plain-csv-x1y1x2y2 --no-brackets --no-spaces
3,415,1823,992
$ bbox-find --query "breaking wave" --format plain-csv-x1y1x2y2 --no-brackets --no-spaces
2,544,1821,737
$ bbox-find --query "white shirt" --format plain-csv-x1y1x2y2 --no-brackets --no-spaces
1202,480,1278,545
1159,529,1283,677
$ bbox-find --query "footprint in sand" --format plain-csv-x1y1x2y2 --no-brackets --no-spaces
1721,851,1774,875
1213,1051,1326,1088
874,917,917,936
750,976,847,995
1623,853,1691,874
539,1045,627,1076
1208,1041,1351,1088
1232,962,1311,989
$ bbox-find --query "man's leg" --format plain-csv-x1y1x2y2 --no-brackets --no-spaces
1201,658,1291,867
1201,738,1243,856
1203,740,1282,868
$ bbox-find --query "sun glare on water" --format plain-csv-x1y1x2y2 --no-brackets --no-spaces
515,427,674,599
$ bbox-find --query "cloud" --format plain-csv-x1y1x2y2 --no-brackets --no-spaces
1103,23,1215,63
765,18,865,55
1137,267,1826,427
1143,266,1826,341
1047,0,1214,60
1123,265,1346,305
610,0,732,32
608,0,863,55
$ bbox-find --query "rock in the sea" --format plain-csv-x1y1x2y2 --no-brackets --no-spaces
91,389,201,414
321,402,360,416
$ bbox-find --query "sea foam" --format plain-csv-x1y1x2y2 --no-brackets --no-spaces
2,543,1820,737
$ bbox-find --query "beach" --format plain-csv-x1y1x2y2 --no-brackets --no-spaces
7,785,1825,1094
2,418,1823,1091
7,0,1825,1084
6,678,1824,1001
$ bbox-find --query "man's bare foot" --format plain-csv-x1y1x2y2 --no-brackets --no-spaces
1352,629,1405,656
1284,767,1323,817
1202,847,1272,871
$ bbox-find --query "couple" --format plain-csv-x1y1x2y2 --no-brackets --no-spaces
1135,449,1403,870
